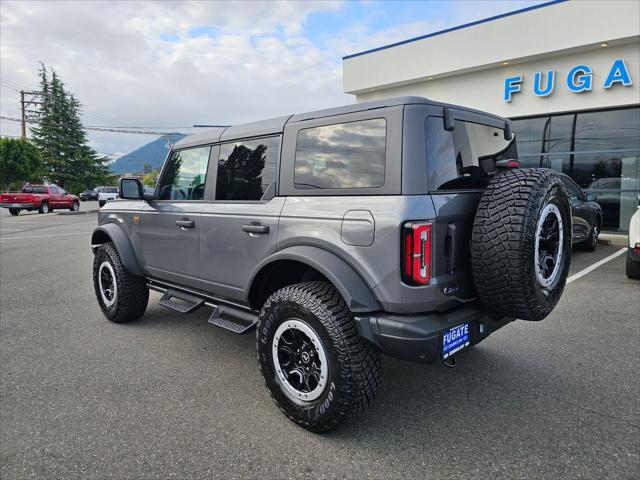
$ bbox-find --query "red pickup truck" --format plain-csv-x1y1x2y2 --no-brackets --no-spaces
0,185,80,216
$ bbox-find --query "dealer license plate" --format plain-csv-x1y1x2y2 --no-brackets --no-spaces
442,323,471,359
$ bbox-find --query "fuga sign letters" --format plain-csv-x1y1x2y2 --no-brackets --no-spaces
504,58,633,102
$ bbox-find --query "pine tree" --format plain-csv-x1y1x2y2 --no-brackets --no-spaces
30,63,114,192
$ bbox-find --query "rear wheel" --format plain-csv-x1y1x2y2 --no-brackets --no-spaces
626,248,640,279
92,242,149,323
38,201,49,214
471,168,572,321
8,208,19,216
257,281,382,433
70,200,80,212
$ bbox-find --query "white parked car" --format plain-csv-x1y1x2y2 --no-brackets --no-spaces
626,193,640,279
97,187,119,208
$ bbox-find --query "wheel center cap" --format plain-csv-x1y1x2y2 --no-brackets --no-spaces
301,351,310,363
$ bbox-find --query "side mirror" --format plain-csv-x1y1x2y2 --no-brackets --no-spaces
585,192,598,202
119,178,143,200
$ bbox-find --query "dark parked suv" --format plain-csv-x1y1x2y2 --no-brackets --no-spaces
91,97,572,432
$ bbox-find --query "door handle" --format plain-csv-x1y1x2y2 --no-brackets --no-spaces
176,219,195,229
242,223,270,234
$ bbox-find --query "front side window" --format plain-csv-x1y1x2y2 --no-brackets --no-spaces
158,146,211,200
426,117,517,191
215,137,279,201
294,119,386,190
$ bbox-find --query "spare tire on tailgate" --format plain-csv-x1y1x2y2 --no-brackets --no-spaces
471,168,571,321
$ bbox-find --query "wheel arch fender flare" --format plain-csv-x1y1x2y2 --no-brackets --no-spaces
248,245,381,313
91,224,144,276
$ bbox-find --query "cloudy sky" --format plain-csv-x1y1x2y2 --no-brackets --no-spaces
0,0,543,157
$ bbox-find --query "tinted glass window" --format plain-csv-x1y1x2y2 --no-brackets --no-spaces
574,108,640,151
546,115,573,153
50,186,59,194
426,117,517,191
513,117,547,155
294,119,386,190
158,146,211,200
215,137,279,201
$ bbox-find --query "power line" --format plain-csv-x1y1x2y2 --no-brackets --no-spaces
0,115,191,136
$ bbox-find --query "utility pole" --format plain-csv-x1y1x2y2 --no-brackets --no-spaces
20,90,26,138
19,90,45,139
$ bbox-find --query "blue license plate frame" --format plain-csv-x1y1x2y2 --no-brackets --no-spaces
441,322,471,359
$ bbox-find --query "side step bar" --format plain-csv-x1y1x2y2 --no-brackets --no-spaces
208,305,257,334
158,289,205,313
150,281,258,334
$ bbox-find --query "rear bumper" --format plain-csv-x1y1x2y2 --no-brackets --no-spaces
1,203,34,209
355,303,512,364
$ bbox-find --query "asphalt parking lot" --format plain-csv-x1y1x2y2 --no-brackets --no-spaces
1,208,638,479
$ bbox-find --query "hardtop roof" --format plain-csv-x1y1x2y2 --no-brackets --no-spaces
173,96,507,149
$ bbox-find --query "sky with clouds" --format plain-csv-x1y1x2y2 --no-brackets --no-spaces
0,0,543,157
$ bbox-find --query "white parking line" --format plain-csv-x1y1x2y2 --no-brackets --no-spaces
0,232,90,241
567,248,627,284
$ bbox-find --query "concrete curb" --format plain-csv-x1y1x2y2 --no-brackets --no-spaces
56,209,99,216
598,233,628,247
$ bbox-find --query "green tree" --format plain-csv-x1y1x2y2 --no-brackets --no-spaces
143,167,160,187
0,138,43,191
30,63,114,193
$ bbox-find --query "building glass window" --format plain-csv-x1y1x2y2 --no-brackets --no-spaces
574,108,640,152
294,119,386,190
215,137,279,201
512,106,640,232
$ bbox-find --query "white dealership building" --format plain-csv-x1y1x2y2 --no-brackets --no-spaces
342,0,640,232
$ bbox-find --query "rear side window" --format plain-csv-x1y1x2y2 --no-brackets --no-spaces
294,119,386,190
215,136,279,201
426,117,517,191
158,146,211,200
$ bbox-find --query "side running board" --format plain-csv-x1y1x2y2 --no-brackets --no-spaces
158,289,205,314
150,281,258,334
208,305,257,334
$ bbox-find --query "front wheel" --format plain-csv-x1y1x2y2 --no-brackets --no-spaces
70,200,80,212
8,208,19,216
257,281,382,433
38,201,49,214
92,242,149,323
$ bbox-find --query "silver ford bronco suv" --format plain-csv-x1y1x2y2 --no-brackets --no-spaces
91,97,572,432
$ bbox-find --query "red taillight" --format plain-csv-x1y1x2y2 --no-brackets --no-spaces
402,222,431,285
634,243,640,254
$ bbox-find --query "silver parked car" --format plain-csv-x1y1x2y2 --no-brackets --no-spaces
91,97,572,432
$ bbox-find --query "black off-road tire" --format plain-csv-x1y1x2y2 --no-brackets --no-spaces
471,168,572,321
93,242,149,323
38,201,49,214
8,208,19,216
257,281,382,433
626,249,640,279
